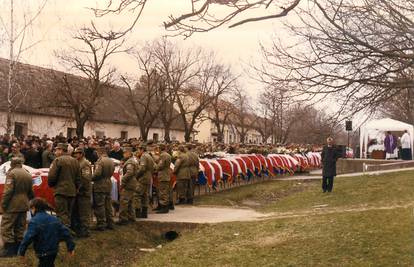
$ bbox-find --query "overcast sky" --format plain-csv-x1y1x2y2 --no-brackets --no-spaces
0,0,295,101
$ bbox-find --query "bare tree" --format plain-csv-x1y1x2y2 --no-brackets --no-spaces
151,38,201,142
258,84,296,144
92,0,302,37
254,0,414,120
175,58,236,142
287,105,340,144
381,88,414,125
229,87,251,144
0,0,48,135
54,24,127,137
120,47,166,141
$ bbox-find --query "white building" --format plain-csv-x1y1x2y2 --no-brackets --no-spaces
0,58,186,141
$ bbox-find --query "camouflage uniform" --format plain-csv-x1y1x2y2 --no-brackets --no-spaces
156,151,172,211
118,157,138,223
73,156,92,236
48,153,81,228
174,151,191,203
0,159,34,256
187,149,199,202
135,152,155,218
92,155,115,230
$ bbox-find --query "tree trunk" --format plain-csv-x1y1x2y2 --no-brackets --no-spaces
140,125,149,142
75,117,87,138
164,124,171,143
6,106,12,135
184,131,192,142
214,120,224,143
6,0,14,136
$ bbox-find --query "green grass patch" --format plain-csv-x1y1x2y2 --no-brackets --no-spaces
137,208,414,267
0,222,192,267
195,171,414,213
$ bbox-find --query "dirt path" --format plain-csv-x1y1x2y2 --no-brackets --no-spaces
144,201,414,224
145,206,271,224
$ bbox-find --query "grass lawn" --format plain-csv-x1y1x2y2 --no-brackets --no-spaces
1,171,413,266
195,171,414,213
0,222,195,267
138,208,413,267
138,171,414,266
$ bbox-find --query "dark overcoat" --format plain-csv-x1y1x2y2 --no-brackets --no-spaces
321,145,340,177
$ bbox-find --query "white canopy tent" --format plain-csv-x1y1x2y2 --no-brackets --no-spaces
360,118,414,158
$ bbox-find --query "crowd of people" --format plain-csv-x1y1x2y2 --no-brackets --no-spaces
0,133,323,266
0,133,208,266
0,134,321,168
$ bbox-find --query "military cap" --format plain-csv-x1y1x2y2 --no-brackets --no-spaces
137,143,147,150
73,147,84,154
178,145,186,152
10,157,24,165
56,143,68,150
96,147,108,155
158,143,167,151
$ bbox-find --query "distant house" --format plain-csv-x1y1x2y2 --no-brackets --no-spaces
0,58,186,141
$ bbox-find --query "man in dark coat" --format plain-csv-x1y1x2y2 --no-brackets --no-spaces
108,142,123,160
321,137,340,193
84,140,99,165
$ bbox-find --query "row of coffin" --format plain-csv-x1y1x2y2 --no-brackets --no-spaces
0,152,321,208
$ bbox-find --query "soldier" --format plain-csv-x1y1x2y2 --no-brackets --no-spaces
72,148,92,237
92,148,115,231
48,143,81,229
186,144,199,204
154,144,172,214
0,157,34,257
135,144,155,219
173,145,191,205
117,148,138,225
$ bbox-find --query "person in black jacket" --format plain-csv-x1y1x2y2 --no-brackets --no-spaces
321,137,340,193
108,142,123,160
84,140,98,165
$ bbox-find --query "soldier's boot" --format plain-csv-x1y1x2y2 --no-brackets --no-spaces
187,199,194,205
106,224,115,230
138,207,148,219
116,220,129,226
156,205,169,214
92,225,105,231
168,202,175,210
153,204,162,211
135,209,141,219
0,243,16,257
14,242,21,255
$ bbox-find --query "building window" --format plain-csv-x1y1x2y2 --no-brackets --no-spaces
96,131,105,138
153,133,159,142
121,131,128,140
14,122,28,137
67,128,76,138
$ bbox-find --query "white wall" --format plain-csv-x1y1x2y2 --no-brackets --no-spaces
0,112,185,141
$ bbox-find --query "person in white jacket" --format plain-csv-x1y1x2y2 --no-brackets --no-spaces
400,130,412,160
